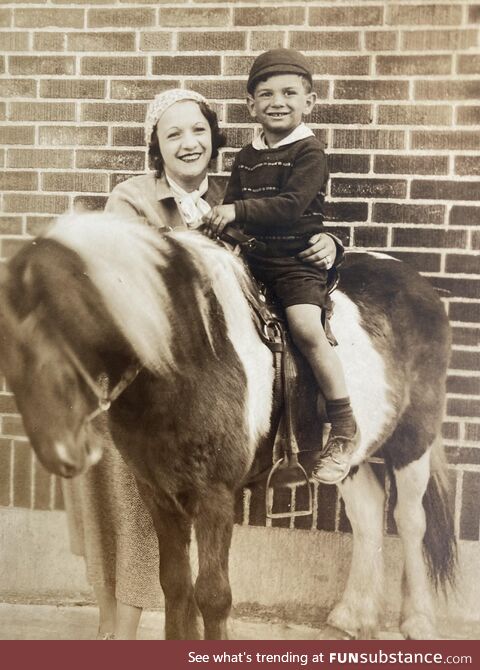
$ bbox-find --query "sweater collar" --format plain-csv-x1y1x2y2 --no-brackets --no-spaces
252,122,314,150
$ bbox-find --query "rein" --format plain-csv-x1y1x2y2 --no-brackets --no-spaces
61,340,142,422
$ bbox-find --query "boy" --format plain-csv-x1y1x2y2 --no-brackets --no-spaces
203,49,359,485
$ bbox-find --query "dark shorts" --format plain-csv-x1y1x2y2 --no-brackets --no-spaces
245,253,329,309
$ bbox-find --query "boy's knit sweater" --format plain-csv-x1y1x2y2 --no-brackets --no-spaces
224,135,329,242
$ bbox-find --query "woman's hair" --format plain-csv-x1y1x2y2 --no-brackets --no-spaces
148,101,226,178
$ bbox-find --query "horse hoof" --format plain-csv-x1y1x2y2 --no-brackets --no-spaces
400,614,437,640
319,624,354,640
328,603,379,640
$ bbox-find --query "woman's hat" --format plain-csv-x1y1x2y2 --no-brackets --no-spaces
247,48,313,94
145,88,209,144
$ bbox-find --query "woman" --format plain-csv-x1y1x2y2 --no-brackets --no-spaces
64,88,340,640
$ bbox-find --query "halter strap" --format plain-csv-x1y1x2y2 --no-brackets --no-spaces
61,340,142,422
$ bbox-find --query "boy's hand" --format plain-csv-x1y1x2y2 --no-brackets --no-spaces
203,204,236,237
297,233,336,269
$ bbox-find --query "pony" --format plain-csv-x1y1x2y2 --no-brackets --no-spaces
0,213,456,640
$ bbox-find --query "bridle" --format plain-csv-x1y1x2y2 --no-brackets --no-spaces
61,339,143,422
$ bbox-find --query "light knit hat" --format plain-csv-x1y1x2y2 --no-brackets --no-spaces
144,88,210,144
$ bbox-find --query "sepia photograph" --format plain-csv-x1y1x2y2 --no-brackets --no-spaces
0,0,479,648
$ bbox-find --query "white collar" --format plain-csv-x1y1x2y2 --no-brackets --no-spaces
165,174,210,228
252,122,314,150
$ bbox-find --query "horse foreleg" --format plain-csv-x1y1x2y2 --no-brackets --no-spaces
328,463,385,639
148,504,201,640
194,483,234,640
393,447,437,640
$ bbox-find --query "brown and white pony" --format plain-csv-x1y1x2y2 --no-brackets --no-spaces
0,213,455,640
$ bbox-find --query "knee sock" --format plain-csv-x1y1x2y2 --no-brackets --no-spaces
326,397,357,438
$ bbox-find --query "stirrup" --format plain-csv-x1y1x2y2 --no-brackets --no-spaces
265,453,313,519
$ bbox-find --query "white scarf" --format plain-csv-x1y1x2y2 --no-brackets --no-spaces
166,175,211,228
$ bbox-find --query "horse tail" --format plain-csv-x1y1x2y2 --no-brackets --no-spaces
422,439,457,593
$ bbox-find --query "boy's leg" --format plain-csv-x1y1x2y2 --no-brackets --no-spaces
285,303,359,484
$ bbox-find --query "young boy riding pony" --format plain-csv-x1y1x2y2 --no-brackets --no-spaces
204,49,360,485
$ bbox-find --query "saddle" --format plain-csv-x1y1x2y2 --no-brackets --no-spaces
219,227,339,519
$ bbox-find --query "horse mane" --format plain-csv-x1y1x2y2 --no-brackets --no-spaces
47,213,256,373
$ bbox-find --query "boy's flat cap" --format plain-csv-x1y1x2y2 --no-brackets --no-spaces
247,48,313,94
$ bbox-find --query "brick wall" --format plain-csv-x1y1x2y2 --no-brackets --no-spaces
0,1,479,542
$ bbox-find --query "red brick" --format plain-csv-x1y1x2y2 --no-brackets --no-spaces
378,104,451,126
0,9,11,28
39,127,107,148
310,56,370,76
328,154,370,175
40,79,105,99
377,55,451,76
290,31,360,51
374,155,448,176
465,423,480,441
223,127,253,149
446,254,480,276
387,4,462,25
81,56,146,76
178,31,246,52
373,203,445,225
73,195,107,211
26,216,56,236
9,56,75,75
235,6,304,26
139,32,173,51
457,107,480,126
8,148,72,169
450,206,480,227
0,78,36,97
0,216,22,235
450,349,480,371
415,80,480,101
335,80,409,100
160,7,229,27
33,460,52,511
0,438,11,506
0,171,37,191
354,226,389,247
412,131,480,151
448,373,480,394
402,29,478,51
468,5,480,23
0,393,18,413
12,441,32,509
449,301,480,323
10,102,75,122
33,32,65,52
112,127,144,147
42,172,108,193
152,56,220,76
310,104,372,125
333,129,405,151
386,251,441,273
455,157,480,177
81,102,145,123
309,5,382,26
187,80,246,100
322,225,352,246
14,8,84,28
331,178,407,199
68,32,136,52
76,149,145,171
411,180,480,201
251,31,286,51
447,398,480,419
365,31,397,51
457,55,480,75
460,471,480,540
0,31,29,51
3,193,69,214
109,173,143,191
0,129,23,150
87,8,155,28
392,227,468,249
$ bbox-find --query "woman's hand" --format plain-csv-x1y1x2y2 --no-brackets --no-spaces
202,204,236,237
297,233,337,269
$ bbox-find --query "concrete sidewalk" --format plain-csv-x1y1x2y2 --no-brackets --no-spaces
1,603,479,640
